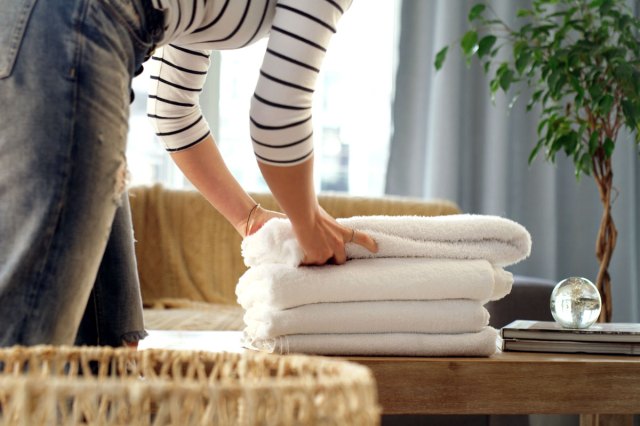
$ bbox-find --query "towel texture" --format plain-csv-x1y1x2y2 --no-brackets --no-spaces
243,327,499,356
242,215,532,268
236,258,513,310
243,300,489,340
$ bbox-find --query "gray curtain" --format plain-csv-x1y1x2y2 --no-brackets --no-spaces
386,0,640,322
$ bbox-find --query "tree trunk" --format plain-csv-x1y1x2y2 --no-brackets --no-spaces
594,159,617,323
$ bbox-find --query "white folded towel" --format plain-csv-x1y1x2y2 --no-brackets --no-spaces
242,215,532,268
236,258,513,310
243,300,489,340
243,327,498,356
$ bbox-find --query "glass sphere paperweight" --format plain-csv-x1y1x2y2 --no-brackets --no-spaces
550,277,602,329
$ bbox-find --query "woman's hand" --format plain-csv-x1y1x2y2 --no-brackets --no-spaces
238,205,286,237
293,205,378,266
258,157,378,266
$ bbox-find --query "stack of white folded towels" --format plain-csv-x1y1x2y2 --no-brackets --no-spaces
236,214,531,357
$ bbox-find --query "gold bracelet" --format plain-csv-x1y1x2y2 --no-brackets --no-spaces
245,203,260,237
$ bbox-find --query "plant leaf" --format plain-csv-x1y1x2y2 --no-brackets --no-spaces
461,31,479,57
528,140,543,165
603,137,615,158
489,77,500,95
598,94,614,115
477,35,497,58
537,118,549,135
499,68,514,91
622,100,638,128
434,46,449,70
579,152,592,176
588,131,599,156
515,50,532,74
468,4,486,21
516,8,534,18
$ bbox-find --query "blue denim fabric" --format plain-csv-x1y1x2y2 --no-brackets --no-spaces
0,0,163,346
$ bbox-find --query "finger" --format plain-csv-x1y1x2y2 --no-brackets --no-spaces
343,227,355,244
352,230,379,253
301,255,316,266
301,251,334,266
333,246,347,265
301,256,318,266
303,257,332,266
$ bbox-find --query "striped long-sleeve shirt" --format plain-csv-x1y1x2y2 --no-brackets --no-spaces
147,0,352,166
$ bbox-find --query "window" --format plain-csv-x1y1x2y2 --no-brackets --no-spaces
127,1,399,196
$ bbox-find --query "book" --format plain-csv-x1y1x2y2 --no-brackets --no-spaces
501,320,640,343
500,337,640,356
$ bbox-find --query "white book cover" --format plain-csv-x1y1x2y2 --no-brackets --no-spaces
501,320,640,343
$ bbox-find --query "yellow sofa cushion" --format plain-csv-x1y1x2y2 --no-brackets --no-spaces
128,184,460,308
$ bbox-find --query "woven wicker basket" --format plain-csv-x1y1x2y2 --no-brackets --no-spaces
0,346,380,425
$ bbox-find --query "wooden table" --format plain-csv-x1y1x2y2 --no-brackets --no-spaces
139,330,640,425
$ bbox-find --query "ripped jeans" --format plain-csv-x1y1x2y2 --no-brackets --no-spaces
0,0,163,346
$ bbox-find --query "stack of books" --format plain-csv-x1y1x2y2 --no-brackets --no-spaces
500,320,640,355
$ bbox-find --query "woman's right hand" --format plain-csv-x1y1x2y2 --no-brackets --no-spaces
258,156,377,266
292,205,378,266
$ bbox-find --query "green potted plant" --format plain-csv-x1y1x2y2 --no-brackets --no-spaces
435,0,640,321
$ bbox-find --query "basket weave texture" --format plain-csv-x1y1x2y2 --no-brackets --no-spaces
0,346,380,425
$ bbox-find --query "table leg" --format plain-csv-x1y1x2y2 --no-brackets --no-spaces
579,414,634,426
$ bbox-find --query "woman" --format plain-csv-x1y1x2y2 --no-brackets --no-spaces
0,0,377,348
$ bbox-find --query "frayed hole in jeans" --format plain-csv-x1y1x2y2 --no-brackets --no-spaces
113,158,130,205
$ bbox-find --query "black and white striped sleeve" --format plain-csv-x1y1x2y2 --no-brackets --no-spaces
146,44,213,152
249,0,352,166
